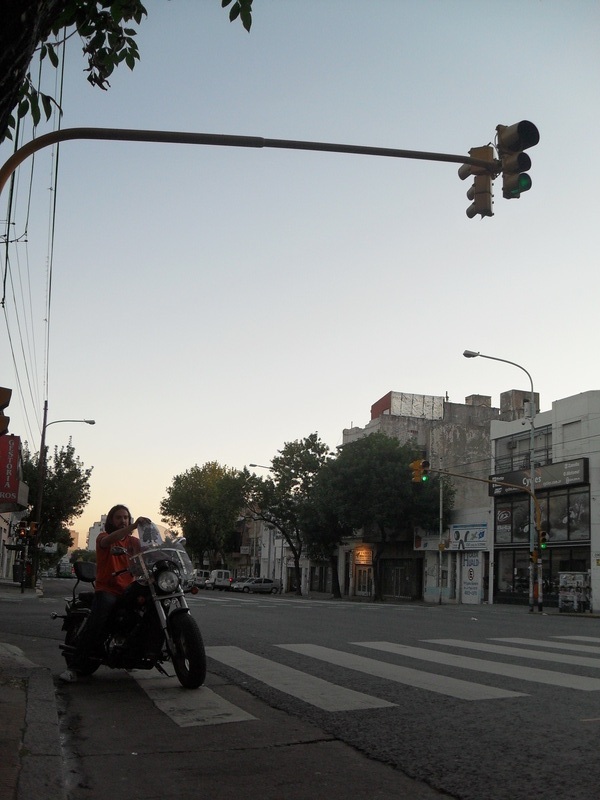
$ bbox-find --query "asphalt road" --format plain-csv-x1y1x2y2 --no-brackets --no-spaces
3,580,600,800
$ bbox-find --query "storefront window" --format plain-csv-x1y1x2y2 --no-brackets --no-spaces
496,549,529,595
495,488,590,545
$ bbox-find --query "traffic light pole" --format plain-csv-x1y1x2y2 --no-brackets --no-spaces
0,126,501,202
432,467,544,611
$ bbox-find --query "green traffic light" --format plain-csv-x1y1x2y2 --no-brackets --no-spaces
421,475,429,482
506,174,532,198
518,174,532,192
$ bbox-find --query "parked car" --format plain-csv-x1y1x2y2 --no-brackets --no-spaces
205,569,232,590
195,570,210,588
240,577,282,594
230,577,254,592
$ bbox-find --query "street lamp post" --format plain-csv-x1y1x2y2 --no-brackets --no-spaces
463,350,540,612
33,400,95,584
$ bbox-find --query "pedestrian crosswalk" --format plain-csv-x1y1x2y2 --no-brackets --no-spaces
132,635,600,728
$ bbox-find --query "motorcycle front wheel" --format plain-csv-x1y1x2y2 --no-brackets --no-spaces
168,613,207,689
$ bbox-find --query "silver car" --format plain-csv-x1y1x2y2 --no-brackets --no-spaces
240,577,282,594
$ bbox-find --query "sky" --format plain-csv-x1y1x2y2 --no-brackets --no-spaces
1,0,599,546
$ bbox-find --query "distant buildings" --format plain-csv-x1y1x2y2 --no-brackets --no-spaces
337,388,596,608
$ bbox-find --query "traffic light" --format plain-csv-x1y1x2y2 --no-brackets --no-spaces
17,525,27,540
0,386,11,436
410,459,423,483
458,145,495,219
28,522,38,539
410,459,430,483
539,531,548,549
496,120,540,199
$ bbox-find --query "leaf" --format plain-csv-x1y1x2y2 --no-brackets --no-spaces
47,43,59,68
18,98,29,118
41,93,54,120
229,4,240,22
241,8,252,31
30,95,41,126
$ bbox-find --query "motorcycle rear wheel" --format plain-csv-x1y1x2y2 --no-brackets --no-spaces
64,626,100,676
168,613,207,689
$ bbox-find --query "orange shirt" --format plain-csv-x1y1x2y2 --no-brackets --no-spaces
95,532,141,595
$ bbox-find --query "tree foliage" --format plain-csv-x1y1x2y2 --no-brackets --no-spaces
320,433,453,600
160,461,246,568
0,0,253,143
21,438,92,547
20,439,92,580
248,433,331,595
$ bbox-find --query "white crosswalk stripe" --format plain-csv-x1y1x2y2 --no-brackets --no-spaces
354,641,600,691
206,645,394,711
134,636,600,728
278,643,524,700
133,671,256,726
425,638,600,669
491,637,600,655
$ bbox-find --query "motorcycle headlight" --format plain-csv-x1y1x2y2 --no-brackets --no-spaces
156,569,180,593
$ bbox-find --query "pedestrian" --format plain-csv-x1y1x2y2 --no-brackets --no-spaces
59,505,151,682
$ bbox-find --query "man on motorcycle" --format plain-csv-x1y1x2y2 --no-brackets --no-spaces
60,505,151,682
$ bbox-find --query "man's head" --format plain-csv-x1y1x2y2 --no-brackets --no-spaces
105,505,133,533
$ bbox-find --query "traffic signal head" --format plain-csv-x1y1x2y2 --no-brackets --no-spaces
18,526,27,539
0,386,11,436
29,522,38,538
496,120,539,199
410,459,423,483
410,459,430,483
539,531,548,549
458,145,495,219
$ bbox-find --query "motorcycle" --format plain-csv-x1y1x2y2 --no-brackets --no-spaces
52,533,206,689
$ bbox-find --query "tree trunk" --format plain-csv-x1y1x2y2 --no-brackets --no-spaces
329,553,342,598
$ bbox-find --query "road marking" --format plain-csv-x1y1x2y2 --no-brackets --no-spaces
356,641,600,691
425,638,600,669
133,670,256,726
279,643,523,700
493,637,600,655
553,635,600,644
206,645,395,711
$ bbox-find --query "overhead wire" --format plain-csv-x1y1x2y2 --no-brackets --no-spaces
1,34,67,449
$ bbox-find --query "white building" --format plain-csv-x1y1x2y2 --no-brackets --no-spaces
86,515,106,551
490,390,598,610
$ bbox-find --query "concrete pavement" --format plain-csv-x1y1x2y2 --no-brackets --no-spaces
0,578,455,800
0,580,66,800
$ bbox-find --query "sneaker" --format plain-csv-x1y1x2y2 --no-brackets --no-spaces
59,669,78,683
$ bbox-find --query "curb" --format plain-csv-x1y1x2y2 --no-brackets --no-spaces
0,644,66,800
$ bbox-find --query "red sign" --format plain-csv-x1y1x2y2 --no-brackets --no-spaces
0,435,21,503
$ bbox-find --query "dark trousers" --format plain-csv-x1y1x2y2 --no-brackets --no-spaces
73,590,119,667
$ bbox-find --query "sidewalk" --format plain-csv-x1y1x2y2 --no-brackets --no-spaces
0,581,66,800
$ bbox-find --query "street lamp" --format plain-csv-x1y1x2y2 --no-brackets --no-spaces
249,463,271,470
463,349,539,612
34,401,95,578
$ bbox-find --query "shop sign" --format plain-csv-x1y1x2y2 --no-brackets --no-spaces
354,546,372,565
0,435,20,503
461,552,482,604
489,458,589,496
448,523,488,551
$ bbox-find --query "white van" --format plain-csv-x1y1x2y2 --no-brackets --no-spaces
205,569,232,590
195,570,210,588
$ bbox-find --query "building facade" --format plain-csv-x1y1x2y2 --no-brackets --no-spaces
338,389,545,604
490,390,598,609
